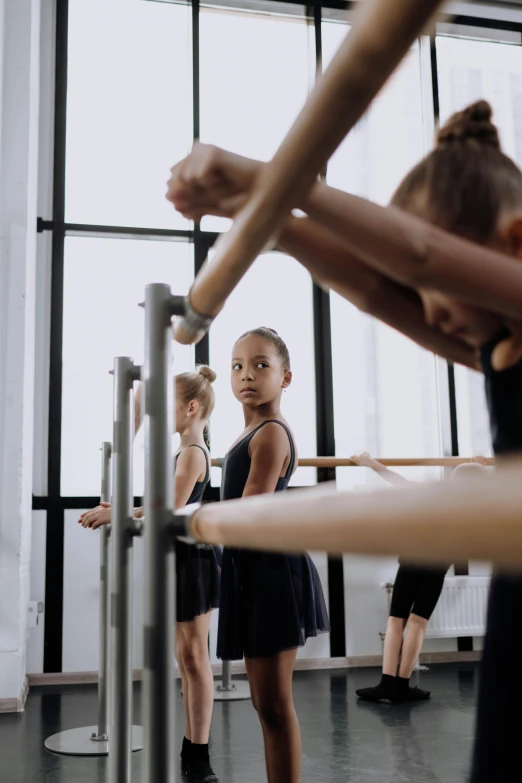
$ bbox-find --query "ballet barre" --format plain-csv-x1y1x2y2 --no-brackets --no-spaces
174,0,446,344
177,464,522,568
211,457,495,468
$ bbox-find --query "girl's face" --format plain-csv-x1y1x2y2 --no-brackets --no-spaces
418,288,501,348
231,335,291,409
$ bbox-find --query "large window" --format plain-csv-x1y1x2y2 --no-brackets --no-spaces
39,3,522,673
325,24,442,488
61,236,194,495
436,28,522,457
199,4,314,233
66,0,192,229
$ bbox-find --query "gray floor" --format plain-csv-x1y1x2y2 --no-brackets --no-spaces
0,664,477,783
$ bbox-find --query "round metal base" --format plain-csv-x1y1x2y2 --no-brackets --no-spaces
214,681,251,701
44,725,144,756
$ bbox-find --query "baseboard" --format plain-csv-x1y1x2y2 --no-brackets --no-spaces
0,677,29,714
27,651,480,688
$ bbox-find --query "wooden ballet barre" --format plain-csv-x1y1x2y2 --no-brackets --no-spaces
184,460,522,569
174,0,446,344
210,457,495,468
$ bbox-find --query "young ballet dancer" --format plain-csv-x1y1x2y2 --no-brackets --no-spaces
165,99,522,781
352,452,487,704
79,366,221,783
217,326,329,783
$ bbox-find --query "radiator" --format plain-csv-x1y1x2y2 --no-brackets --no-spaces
426,576,490,638
381,576,490,638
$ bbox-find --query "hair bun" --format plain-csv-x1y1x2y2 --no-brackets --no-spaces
436,100,500,150
197,365,217,384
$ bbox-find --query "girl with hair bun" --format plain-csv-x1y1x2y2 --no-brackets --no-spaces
217,327,329,783
167,98,522,781
80,366,221,783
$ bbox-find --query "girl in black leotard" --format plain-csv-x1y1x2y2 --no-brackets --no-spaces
217,327,329,783
388,102,522,782
80,366,221,783
352,453,486,704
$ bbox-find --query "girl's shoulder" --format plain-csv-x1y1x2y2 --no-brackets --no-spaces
249,418,297,457
175,444,209,476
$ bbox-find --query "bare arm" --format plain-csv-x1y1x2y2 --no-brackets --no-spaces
351,452,412,488
278,215,478,369
243,423,292,498
174,447,207,510
303,182,522,322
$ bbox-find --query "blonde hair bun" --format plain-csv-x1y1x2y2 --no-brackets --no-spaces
197,365,217,384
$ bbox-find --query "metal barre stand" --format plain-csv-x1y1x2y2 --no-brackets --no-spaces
142,284,182,783
44,438,143,757
214,660,251,701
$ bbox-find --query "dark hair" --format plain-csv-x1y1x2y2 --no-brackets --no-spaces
391,101,522,244
237,327,291,371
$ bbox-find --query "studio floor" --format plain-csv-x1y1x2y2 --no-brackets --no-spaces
0,664,477,783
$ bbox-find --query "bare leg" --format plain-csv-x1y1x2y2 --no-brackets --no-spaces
383,616,407,676
176,611,215,744
175,638,192,740
398,613,428,679
245,649,301,783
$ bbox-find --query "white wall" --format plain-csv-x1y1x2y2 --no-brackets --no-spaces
0,0,41,702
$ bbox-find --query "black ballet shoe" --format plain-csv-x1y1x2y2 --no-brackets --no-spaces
181,737,192,775
356,684,394,704
393,685,431,703
186,758,220,782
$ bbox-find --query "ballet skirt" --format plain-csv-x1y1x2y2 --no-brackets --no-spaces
175,445,222,623
216,420,330,660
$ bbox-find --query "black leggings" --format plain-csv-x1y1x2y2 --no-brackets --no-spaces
390,564,449,621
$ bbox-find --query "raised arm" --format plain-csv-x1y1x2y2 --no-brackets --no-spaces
303,182,522,323
278,215,478,369
166,146,477,369
351,452,412,488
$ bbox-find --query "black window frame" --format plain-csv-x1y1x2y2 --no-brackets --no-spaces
37,0,522,671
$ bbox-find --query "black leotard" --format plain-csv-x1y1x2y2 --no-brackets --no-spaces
471,330,522,782
175,445,221,623
216,420,329,660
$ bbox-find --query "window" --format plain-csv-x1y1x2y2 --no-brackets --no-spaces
199,4,314,232
61,236,194,495
324,26,441,487
436,31,522,458
323,25,433,205
208,251,317,486
436,32,522,165
66,0,192,229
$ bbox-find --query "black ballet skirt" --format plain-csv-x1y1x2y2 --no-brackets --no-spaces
471,330,522,782
216,420,330,660
175,445,222,623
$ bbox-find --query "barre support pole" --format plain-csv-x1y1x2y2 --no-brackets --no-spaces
44,440,143,757
214,660,251,702
94,441,112,741
142,284,185,783
110,358,143,781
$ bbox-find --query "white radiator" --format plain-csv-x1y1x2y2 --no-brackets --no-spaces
426,576,489,638
381,576,490,638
